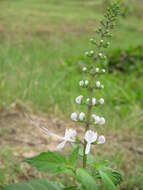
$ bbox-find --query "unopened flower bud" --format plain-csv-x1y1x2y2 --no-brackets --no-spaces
79,80,84,87
99,117,105,125
79,112,85,121
101,84,104,89
96,81,101,88
86,98,90,104
90,50,94,55
71,112,77,121
89,38,94,42
82,67,87,72
99,98,104,105
102,69,106,73
97,135,106,144
85,80,89,86
96,68,99,73
92,98,96,106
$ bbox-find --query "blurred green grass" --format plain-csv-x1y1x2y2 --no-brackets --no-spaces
0,0,143,129
0,1,143,189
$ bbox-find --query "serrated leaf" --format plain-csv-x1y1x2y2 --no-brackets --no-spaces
68,147,79,167
76,168,98,190
3,179,64,190
25,151,68,174
99,170,116,190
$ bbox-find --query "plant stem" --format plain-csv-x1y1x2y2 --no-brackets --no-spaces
83,76,94,168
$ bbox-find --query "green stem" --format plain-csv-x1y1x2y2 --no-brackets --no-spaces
83,77,94,168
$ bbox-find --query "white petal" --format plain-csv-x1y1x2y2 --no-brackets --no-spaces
79,112,85,121
85,80,89,86
98,135,106,144
82,67,87,71
99,98,104,105
101,84,104,89
92,115,100,124
71,112,77,121
90,50,94,54
85,143,91,155
65,128,77,141
99,117,105,125
86,98,90,104
102,69,106,73
96,81,101,88
75,95,83,104
85,130,97,143
57,140,66,150
92,98,96,105
96,68,99,72
79,80,84,86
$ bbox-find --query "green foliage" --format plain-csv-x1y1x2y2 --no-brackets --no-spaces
25,151,68,174
68,147,79,168
93,161,122,189
76,169,98,190
3,179,64,190
25,148,80,175
108,45,143,73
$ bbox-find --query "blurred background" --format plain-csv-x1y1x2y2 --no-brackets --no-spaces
0,0,143,189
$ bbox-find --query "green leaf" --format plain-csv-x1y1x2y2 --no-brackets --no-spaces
94,160,122,186
3,179,64,190
76,168,98,190
99,170,116,190
68,147,79,167
25,151,68,174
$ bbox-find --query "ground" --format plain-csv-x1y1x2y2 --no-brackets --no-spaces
0,102,143,189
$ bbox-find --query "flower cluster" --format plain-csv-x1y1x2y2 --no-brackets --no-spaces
57,60,106,154
57,129,105,155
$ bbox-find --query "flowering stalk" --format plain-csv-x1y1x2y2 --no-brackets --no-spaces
70,2,120,168
82,3,120,168
57,2,120,169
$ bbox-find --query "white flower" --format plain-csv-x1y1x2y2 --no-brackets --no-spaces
99,117,105,125
85,80,89,86
90,50,94,54
86,98,90,104
107,42,110,46
75,95,83,104
92,98,96,105
101,84,104,89
96,81,101,88
79,112,85,121
85,130,97,154
99,98,104,105
99,52,103,57
90,38,94,42
82,67,87,72
57,128,77,150
94,115,100,124
97,135,106,144
102,69,106,73
96,68,99,73
79,80,84,87
71,112,77,121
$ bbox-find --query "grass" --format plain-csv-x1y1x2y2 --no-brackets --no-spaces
0,0,143,189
